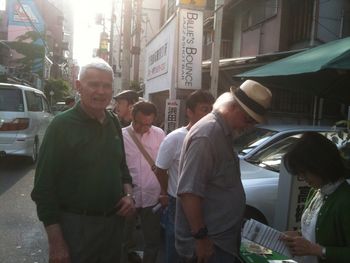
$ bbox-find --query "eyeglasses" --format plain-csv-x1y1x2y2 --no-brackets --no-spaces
244,114,257,125
133,119,153,128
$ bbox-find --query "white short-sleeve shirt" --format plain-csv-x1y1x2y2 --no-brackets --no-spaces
155,127,188,197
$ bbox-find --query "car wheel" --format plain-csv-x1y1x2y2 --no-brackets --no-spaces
244,206,268,225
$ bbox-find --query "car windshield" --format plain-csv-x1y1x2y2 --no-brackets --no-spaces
246,134,302,172
0,87,24,112
245,130,350,173
233,127,277,156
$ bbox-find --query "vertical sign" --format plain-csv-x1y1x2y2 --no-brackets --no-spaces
165,99,180,134
177,9,203,90
274,162,310,231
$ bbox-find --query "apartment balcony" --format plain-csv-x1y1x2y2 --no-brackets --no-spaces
202,39,232,61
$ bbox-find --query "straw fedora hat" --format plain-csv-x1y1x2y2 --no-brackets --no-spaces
231,80,272,123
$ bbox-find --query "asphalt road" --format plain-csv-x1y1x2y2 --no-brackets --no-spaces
0,157,48,263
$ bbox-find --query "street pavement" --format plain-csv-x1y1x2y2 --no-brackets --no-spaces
0,156,48,263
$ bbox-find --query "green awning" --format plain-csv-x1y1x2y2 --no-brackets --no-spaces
234,37,350,104
236,37,350,77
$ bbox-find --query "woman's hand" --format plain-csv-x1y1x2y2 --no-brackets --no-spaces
281,235,323,257
283,230,301,237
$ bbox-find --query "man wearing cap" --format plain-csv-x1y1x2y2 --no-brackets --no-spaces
113,90,139,127
175,80,272,263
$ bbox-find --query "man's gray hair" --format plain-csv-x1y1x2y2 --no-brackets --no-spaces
213,92,236,111
78,58,114,80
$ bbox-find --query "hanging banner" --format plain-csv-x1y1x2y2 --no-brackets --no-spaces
177,9,203,90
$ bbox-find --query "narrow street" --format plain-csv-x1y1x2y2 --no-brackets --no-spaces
0,157,48,263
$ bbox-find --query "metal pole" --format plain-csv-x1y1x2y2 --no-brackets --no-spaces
133,0,142,83
122,0,132,90
310,0,318,46
210,0,224,98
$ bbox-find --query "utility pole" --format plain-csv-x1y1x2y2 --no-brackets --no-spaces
122,0,132,90
109,0,115,66
133,0,142,83
210,0,224,98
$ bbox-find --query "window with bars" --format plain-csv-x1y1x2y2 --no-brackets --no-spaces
270,88,313,115
242,0,278,30
288,0,314,44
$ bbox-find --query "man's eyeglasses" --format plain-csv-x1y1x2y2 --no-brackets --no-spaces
133,120,152,128
244,114,257,125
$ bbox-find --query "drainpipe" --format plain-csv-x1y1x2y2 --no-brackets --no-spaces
210,0,224,98
310,0,318,47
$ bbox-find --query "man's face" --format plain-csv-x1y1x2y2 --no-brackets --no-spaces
133,111,155,134
76,69,113,113
187,102,213,124
114,99,132,119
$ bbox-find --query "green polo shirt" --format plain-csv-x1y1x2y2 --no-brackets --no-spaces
31,103,132,226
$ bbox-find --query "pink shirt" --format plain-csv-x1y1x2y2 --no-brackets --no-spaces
122,125,165,208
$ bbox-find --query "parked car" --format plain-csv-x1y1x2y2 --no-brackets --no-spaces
234,125,348,226
0,83,53,163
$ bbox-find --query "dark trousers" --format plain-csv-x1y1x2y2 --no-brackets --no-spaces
164,195,180,263
179,245,239,263
60,212,125,263
121,206,162,263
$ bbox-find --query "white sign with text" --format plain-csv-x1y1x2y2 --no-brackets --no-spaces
165,99,180,134
177,9,203,90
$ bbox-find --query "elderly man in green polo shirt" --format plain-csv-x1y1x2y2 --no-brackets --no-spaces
31,58,135,263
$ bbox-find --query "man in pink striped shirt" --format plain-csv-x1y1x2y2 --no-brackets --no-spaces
122,101,165,263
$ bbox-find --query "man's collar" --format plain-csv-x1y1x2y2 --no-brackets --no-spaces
75,101,110,125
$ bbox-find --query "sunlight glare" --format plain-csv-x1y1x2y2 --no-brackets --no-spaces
72,0,112,65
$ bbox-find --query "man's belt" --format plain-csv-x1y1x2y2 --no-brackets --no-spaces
60,205,117,217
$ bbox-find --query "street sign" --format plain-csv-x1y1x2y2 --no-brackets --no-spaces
165,99,180,134
274,162,310,231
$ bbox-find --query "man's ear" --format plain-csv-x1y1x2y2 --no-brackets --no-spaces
75,80,82,93
186,108,194,120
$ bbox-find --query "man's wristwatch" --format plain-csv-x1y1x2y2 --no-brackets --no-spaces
321,246,326,259
191,226,208,239
125,193,135,204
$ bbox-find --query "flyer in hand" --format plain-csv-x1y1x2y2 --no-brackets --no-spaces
242,219,292,258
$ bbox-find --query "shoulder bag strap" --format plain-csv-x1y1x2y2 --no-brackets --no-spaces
127,126,156,171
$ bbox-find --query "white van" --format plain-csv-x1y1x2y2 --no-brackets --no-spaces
0,83,53,163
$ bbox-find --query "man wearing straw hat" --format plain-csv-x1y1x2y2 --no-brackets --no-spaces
176,80,272,263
